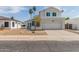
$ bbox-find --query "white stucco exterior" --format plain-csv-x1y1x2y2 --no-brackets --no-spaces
39,7,62,19
67,18,79,30
0,16,22,29
10,21,22,29
40,17,65,30
39,7,65,30
25,7,65,30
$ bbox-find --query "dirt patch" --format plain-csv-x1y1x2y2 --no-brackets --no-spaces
0,29,47,35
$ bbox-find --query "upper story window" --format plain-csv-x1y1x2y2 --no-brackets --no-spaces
46,12,50,16
52,12,56,16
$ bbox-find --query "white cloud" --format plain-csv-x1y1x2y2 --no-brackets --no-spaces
0,6,26,14
72,15,79,18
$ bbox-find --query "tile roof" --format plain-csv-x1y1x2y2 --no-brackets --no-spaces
0,16,22,22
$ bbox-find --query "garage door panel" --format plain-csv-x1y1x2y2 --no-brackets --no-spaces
43,23,61,30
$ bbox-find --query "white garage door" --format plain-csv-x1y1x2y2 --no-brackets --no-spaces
43,23,62,30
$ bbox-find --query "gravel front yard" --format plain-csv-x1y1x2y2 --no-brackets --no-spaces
0,29,47,35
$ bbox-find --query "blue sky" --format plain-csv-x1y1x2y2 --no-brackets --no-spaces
0,6,79,21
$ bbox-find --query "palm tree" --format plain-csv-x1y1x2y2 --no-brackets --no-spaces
29,6,36,19
33,6,36,11
29,8,33,20
33,6,36,15
28,6,37,33
32,6,37,30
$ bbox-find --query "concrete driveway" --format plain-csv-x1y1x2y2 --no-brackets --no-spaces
45,30,79,41
0,30,79,52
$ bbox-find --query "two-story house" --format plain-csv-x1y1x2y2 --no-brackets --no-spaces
25,7,65,30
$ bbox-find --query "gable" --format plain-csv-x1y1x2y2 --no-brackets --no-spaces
39,7,62,18
40,7,62,13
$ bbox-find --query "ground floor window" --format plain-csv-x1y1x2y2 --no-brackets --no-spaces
12,22,15,27
4,22,9,27
32,21,35,26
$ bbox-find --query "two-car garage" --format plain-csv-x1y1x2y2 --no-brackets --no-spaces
42,23,62,30
41,18,65,30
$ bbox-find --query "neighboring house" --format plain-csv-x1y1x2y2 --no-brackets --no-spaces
65,17,79,30
24,20,32,29
25,7,65,30
0,16,23,29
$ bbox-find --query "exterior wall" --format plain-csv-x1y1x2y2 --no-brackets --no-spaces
38,7,64,30
25,7,65,30
72,24,77,30
11,21,22,29
39,7,62,19
24,20,31,29
0,20,22,29
40,17,65,30
76,24,79,30
24,23,27,28
25,18,65,30
68,18,79,30
0,20,11,29
0,20,5,28
17,22,22,28
11,21,16,29
72,24,79,30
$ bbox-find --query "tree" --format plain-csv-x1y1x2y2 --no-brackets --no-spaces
29,6,37,20
65,17,70,20
32,6,36,18
33,6,36,12
11,16,14,20
28,6,38,33
34,16,41,27
28,7,36,33
29,9,33,19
